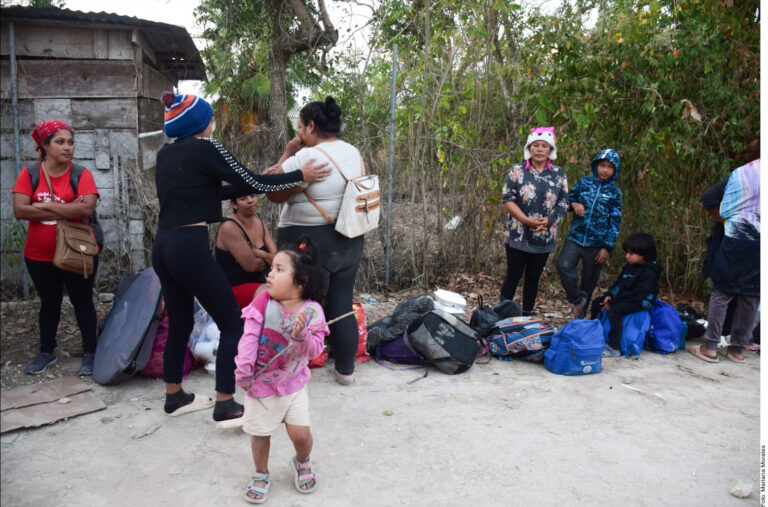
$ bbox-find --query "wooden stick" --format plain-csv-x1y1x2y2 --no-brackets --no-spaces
326,310,356,326
251,309,356,379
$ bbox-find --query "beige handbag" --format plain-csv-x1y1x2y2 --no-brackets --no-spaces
41,165,99,278
302,146,380,238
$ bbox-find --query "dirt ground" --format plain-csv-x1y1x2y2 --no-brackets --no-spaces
0,282,762,506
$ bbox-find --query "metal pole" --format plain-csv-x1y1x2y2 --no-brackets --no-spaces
9,22,29,298
385,43,397,286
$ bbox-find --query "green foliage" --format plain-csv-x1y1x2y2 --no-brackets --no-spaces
314,0,758,295
195,0,332,160
192,0,758,294
2,220,28,269
196,0,277,121
523,0,759,295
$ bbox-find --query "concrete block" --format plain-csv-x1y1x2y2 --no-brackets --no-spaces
0,159,33,190
90,166,114,190
34,99,72,124
95,151,111,170
74,131,94,159
96,187,116,219
108,130,138,159
1,193,14,220
98,217,118,250
0,134,37,160
0,100,35,131
130,248,147,270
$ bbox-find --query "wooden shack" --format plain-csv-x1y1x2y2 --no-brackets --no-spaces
0,6,206,291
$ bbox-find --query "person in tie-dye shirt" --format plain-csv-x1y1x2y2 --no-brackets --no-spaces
500,127,569,315
690,144,759,365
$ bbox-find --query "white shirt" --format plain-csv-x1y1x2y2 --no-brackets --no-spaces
277,140,364,227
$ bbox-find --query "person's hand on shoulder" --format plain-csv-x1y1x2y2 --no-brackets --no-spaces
300,158,331,182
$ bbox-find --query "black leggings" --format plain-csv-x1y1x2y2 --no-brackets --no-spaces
500,245,550,313
25,257,98,354
152,226,242,394
278,224,364,375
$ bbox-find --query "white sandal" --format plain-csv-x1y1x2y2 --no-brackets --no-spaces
244,472,270,504
332,369,355,386
166,394,214,417
291,455,317,494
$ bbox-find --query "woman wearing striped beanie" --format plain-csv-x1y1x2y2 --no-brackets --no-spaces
154,92,330,424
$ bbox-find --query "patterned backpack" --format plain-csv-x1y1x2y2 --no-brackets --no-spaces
485,316,555,362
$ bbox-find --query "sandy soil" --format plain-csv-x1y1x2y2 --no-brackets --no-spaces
0,305,761,506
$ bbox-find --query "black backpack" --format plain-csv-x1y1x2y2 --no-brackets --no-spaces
404,310,481,374
27,162,104,248
469,295,499,338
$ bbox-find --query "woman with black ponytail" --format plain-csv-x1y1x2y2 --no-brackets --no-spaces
267,97,365,385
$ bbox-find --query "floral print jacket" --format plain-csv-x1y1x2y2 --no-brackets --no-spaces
502,161,569,253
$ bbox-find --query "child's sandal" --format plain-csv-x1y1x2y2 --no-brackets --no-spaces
244,472,270,504
291,455,318,494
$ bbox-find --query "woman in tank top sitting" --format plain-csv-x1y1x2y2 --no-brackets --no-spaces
215,193,277,309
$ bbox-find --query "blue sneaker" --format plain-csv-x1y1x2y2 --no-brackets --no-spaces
78,353,95,376
25,353,57,375
602,345,621,358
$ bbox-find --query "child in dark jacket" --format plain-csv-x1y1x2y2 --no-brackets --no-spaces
589,233,661,357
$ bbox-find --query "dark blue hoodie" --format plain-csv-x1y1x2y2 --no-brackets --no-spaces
566,149,622,250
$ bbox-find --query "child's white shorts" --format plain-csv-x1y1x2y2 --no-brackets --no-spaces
242,385,310,436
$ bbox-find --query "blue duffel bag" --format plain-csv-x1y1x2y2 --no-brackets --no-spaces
646,300,683,354
600,310,651,357
544,319,604,375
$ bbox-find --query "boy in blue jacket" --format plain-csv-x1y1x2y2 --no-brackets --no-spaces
556,149,622,318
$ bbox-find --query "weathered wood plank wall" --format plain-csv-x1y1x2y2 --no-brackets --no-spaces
0,18,179,292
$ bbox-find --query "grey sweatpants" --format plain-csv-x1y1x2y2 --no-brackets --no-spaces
703,288,759,355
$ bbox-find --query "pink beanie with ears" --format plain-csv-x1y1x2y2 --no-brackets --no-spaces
524,126,557,161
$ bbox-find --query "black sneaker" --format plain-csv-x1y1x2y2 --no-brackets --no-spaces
78,353,95,376
213,398,244,421
25,353,57,375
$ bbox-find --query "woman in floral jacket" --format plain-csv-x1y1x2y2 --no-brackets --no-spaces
500,127,569,315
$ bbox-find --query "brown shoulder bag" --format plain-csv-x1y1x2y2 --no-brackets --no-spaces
41,165,99,278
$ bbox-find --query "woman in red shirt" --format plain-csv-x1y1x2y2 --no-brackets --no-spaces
12,121,100,376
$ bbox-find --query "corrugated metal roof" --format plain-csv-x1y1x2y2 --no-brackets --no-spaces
1,6,206,81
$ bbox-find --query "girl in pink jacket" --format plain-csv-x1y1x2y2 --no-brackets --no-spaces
234,236,328,503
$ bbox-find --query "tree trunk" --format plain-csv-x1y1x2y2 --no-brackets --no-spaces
266,0,291,163
268,45,290,163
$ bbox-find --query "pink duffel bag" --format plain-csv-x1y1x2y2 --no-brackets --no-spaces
139,313,198,379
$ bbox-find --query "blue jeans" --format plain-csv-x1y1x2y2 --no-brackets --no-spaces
556,240,604,305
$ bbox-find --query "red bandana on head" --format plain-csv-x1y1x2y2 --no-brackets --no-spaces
31,121,72,151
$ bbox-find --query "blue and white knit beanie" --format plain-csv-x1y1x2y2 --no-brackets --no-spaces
161,92,214,140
